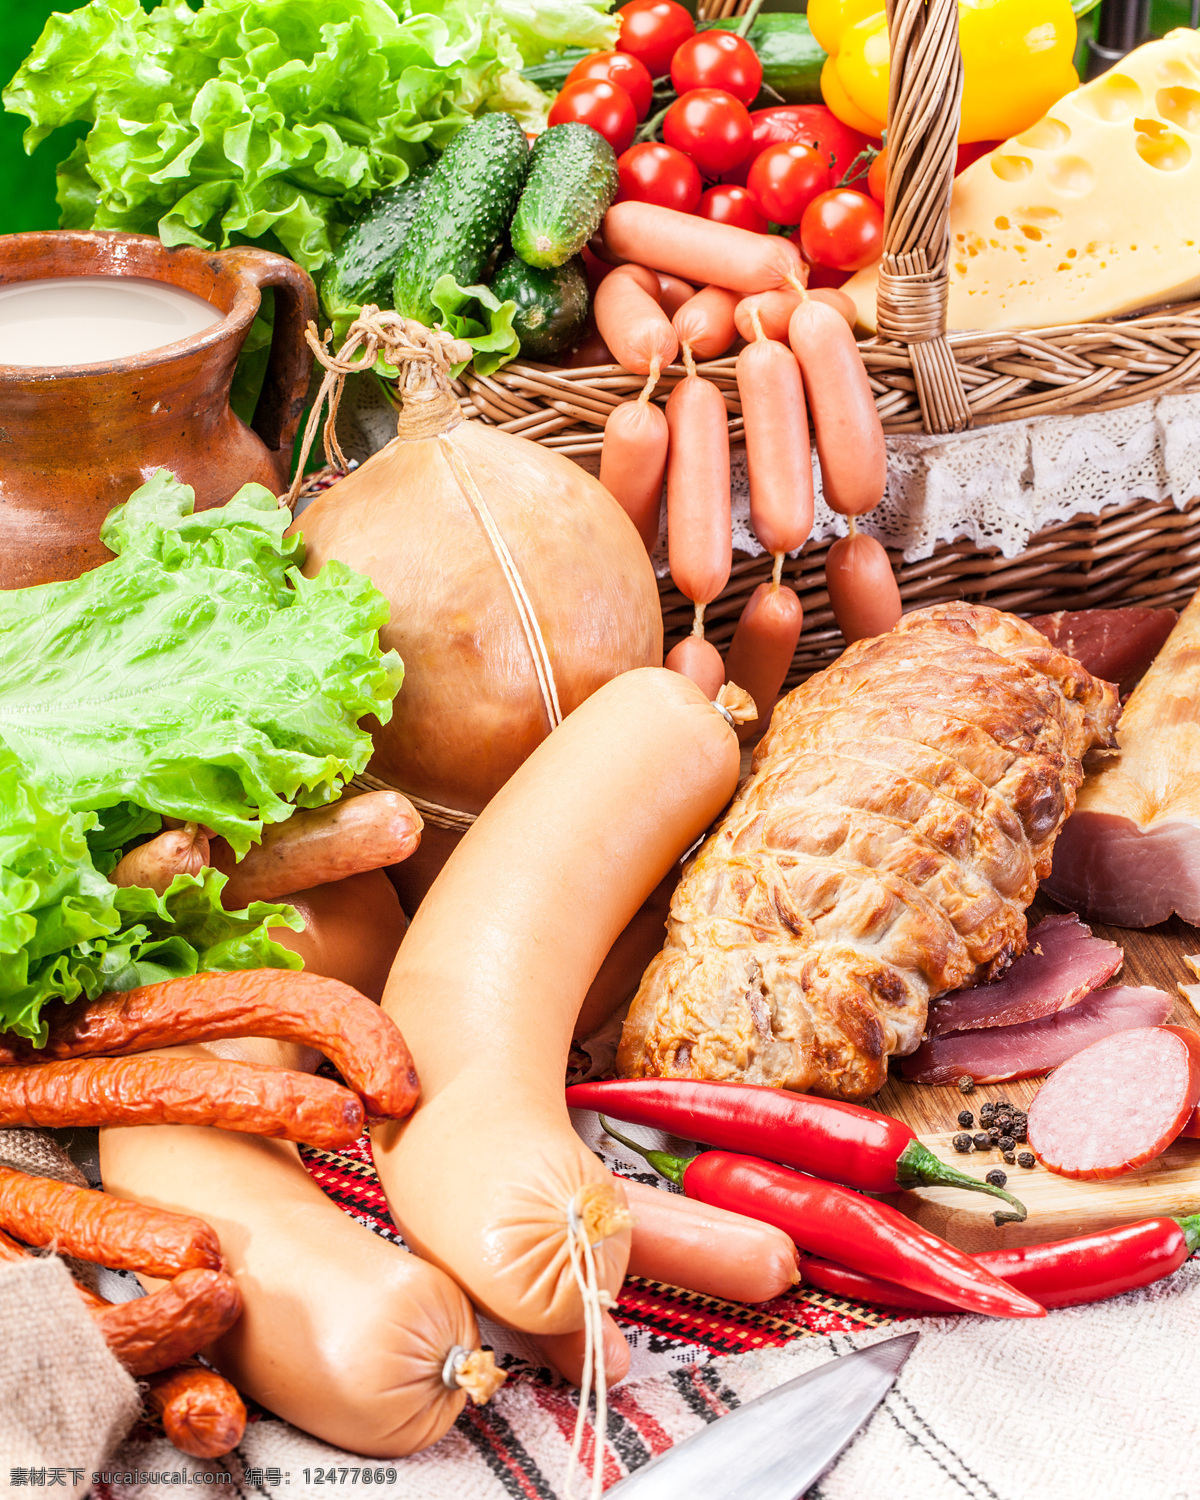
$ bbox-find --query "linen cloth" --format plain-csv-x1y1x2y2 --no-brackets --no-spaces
101,1262,1200,1500
0,1256,140,1500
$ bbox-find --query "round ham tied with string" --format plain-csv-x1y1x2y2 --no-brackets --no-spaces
283,310,662,872
1028,1026,1200,1181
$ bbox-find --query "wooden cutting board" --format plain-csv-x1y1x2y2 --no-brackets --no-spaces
875,905,1200,1250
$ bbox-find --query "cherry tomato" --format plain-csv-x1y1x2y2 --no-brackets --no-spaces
746,142,830,226
726,104,874,188
670,31,763,107
697,184,767,233
798,189,884,272
663,88,753,178
616,0,695,80
617,142,703,213
548,79,638,156
867,145,887,204
567,50,654,121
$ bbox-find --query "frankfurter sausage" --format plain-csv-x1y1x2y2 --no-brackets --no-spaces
665,371,731,605
210,792,422,907
603,202,806,294
0,1163,220,1277
672,285,740,360
101,1089,498,1457
736,336,813,557
91,1267,244,1377
665,635,725,700
655,272,696,317
593,264,679,377
372,669,742,1335
825,529,902,644
143,1363,247,1460
735,289,855,345
269,868,407,1005
534,1314,632,1387
788,295,886,516
111,824,210,896
623,1179,800,1302
724,582,804,741
599,395,669,553
0,1056,364,1148
7,968,418,1121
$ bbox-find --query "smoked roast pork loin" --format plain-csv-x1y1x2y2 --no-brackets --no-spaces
618,604,1119,1101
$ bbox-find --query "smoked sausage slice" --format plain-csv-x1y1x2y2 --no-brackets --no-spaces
0,1056,364,1148
1028,1025,1200,1180
5,968,419,1120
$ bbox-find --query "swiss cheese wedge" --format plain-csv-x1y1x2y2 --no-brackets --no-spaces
845,29,1200,332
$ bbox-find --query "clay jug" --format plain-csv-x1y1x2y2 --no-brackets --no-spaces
0,230,317,587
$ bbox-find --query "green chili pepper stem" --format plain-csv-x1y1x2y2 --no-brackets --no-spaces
598,1115,689,1188
1178,1213,1200,1255
896,1140,1029,1225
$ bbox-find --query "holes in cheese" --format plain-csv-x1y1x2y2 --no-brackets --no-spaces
1077,72,1144,122
1157,86,1200,132
1044,155,1097,195
1135,120,1192,169
1018,118,1072,151
992,155,1033,182
838,31,1200,334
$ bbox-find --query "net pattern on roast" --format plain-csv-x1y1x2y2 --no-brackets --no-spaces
618,604,1120,1101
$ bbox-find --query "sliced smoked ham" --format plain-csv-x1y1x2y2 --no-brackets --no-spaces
1045,589,1200,927
1027,608,1176,699
902,985,1174,1085
926,913,1123,1037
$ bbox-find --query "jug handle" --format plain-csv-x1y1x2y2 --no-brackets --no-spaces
222,248,318,459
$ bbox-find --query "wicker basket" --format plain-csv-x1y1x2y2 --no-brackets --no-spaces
452,0,1200,681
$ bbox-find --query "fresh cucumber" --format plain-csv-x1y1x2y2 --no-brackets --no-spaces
519,47,590,95
510,123,619,270
322,161,435,317
700,15,826,106
491,254,589,360
393,112,530,325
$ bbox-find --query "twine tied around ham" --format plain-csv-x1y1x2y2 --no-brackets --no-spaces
282,308,473,510
281,309,567,833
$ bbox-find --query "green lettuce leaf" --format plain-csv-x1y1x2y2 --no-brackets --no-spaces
489,0,618,65
2,0,550,274
0,470,403,856
0,740,301,1043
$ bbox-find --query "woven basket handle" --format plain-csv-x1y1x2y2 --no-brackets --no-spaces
877,0,971,433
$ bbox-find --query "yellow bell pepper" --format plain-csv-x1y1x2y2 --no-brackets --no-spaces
809,0,1079,145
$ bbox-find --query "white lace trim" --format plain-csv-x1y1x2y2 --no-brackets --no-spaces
322,376,1200,569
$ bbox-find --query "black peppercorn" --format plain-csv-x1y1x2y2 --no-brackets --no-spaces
985,1167,1008,1188
995,1115,1014,1135
1013,1125,1028,1143
957,1110,974,1128
998,1134,1015,1152
988,1127,1001,1144
1002,1150,1016,1165
957,1076,976,1094
978,1102,997,1126
1017,1151,1036,1168
994,1097,1012,1110
952,1132,973,1153
972,1132,990,1151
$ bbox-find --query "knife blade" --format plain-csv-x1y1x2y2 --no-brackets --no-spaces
605,1331,918,1500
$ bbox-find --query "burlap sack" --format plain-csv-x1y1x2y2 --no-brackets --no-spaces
0,1255,140,1500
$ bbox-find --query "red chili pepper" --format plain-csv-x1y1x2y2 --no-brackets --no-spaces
798,1214,1200,1313
567,1079,1027,1223
597,1117,1045,1320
